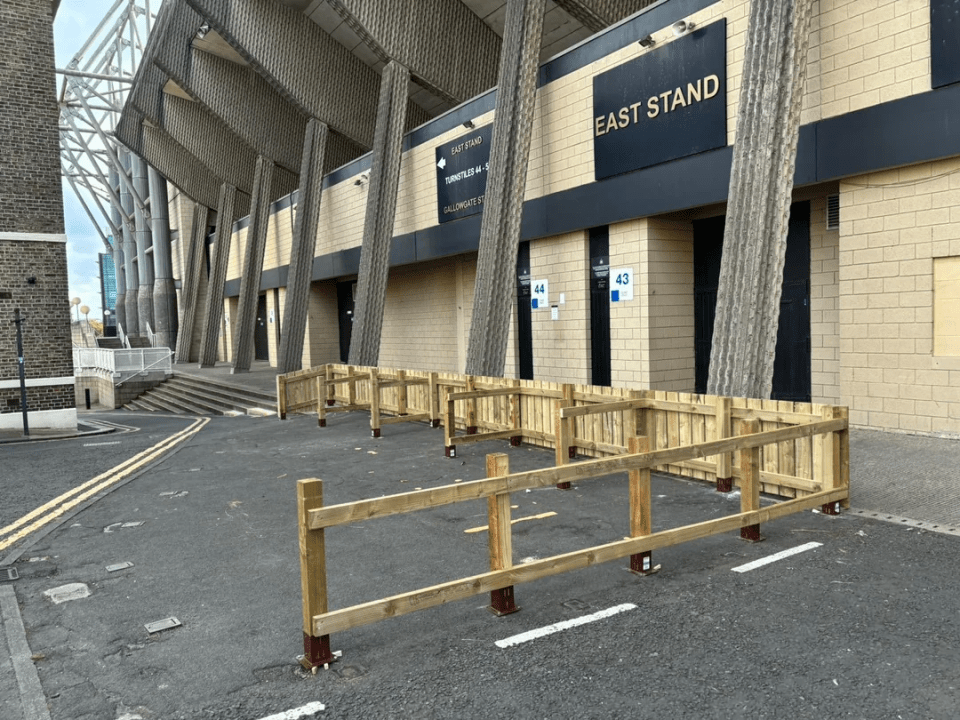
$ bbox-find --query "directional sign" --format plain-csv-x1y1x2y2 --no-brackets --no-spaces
435,124,492,224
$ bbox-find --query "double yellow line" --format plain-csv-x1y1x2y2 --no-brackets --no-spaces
0,417,209,553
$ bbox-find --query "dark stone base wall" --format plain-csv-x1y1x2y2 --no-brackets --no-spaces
0,384,74,415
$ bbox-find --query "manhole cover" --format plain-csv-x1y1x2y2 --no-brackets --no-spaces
0,567,19,582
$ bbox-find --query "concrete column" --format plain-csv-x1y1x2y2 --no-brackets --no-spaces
110,165,126,335
149,166,179,349
231,156,275,373
132,155,155,339
347,60,410,367
120,150,140,337
278,119,328,374
198,183,237,368
707,0,814,399
175,203,209,364
464,0,546,377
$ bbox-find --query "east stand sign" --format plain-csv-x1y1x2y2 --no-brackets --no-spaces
593,19,727,181
436,124,492,224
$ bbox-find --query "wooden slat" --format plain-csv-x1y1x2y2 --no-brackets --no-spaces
487,454,512,572
447,429,518,445
309,418,847,529
312,487,848,636
676,459,822,494
629,437,651,537
559,398,646,419
380,413,432,426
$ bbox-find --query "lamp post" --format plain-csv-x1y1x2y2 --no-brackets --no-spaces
71,297,81,344
80,305,91,346
12,309,28,437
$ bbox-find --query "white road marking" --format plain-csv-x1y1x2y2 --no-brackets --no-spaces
495,603,637,649
256,701,325,720
731,541,823,573
83,441,121,447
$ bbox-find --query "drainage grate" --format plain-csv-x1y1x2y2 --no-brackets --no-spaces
0,567,19,582
145,617,181,634
848,507,960,537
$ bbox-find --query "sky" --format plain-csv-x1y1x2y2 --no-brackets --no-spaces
54,0,140,320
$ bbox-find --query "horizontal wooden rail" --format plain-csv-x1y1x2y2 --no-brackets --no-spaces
310,486,847,636
309,418,846,530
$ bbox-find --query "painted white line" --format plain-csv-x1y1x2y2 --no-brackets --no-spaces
495,603,637,649
256,701,325,720
83,441,122,447
731,541,823,573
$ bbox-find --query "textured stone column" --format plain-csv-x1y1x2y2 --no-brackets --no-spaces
198,183,237,368
120,151,140,337
347,61,410,367
707,0,814,399
132,155,155,339
149,166,178,349
175,203,209,364
279,119,328,373
232,156,275,373
464,0,546,377
110,166,126,335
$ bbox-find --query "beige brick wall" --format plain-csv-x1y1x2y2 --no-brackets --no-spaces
609,218,695,391
839,157,960,435
528,231,591,384
377,255,477,373
810,195,841,403
303,282,340,368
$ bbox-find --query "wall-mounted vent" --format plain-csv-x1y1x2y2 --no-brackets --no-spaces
826,194,840,230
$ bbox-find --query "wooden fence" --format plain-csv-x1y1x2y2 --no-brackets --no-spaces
278,364,846,499
296,412,849,667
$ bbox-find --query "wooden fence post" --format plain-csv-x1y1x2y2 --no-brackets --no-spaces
510,379,522,446
739,418,764,542
443,389,457,457
429,372,441,427
277,374,287,420
397,369,408,416
370,367,381,437
715,396,732,492
298,478,335,668
316,374,326,428
555,384,575,489
819,406,848,514
486,453,519,615
628,436,658,575
325,364,335,406
466,376,477,434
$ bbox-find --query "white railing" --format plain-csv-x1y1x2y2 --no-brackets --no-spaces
74,347,173,385
117,321,130,349
145,321,157,348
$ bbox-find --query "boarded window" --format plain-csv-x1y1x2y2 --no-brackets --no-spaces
934,256,960,356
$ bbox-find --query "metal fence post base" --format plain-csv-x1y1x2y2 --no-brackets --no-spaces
301,632,336,669
488,586,520,616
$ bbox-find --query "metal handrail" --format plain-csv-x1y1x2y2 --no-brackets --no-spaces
117,320,129,349
145,321,156,348
115,348,174,387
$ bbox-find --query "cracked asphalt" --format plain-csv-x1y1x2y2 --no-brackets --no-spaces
2,410,959,719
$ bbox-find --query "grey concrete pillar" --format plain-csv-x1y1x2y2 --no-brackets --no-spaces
278,119,328,374
464,0,546,377
231,156,275,373
110,165,126,336
707,0,814,399
149,166,178,349
175,203,209,364
347,60,410,367
198,183,238,368
120,150,140,337
132,155,156,339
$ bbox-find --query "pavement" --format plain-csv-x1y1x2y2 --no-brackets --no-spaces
1,370,960,719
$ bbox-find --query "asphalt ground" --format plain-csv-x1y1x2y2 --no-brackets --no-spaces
1,410,959,719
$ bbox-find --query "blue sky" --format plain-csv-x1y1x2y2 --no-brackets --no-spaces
55,0,138,318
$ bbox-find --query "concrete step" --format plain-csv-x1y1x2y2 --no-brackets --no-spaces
147,386,226,416
167,375,277,414
96,338,124,350
159,382,263,416
127,336,152,349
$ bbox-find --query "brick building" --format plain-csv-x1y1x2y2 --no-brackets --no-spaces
118,0,960,438
0,0,75,431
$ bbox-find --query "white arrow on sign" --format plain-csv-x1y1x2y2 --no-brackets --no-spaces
437,156,447,169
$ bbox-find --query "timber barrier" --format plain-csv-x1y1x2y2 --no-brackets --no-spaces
282,365,850,667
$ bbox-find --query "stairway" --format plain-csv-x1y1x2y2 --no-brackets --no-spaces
124,373,277,416
96,336,152,349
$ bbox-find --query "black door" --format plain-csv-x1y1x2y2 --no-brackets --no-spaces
337,281,355,363
694,202,811,401
589,227,611,386
516,242,534,380
254,294,270,361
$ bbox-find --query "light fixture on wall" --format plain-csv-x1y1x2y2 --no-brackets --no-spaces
354,171,370,187
638,35,655,48
672,19,695,36
463,120,475,129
